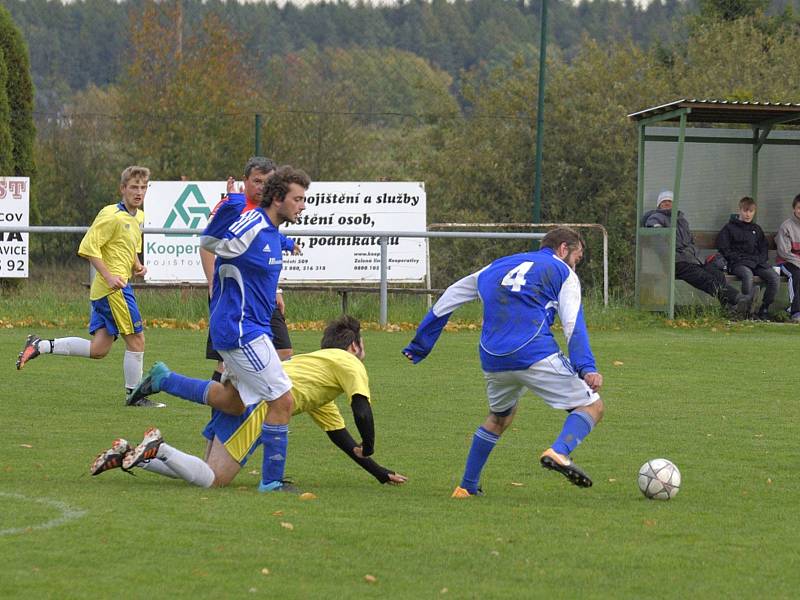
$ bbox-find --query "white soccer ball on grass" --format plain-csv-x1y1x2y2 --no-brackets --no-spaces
638,458,681,500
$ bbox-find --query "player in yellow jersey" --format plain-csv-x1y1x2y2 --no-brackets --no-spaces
16,166,162,407
89,316,408,489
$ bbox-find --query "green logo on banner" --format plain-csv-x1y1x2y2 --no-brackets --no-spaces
164,185,212,236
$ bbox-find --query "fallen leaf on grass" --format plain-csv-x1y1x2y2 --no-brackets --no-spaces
612,360,624,367
280,522,294,530
643,519,656,527
510,482,524,487
272,510,283,517
261,568,270,576
20,444,33,448
364,575,377,583
299,492,317,500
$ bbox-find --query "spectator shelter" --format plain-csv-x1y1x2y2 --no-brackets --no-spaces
628,99,800,318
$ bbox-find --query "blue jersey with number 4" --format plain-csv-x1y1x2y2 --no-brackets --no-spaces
200,195,283,350
404,247,596,375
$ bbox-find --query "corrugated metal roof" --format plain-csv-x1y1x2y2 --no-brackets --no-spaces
628,99,800,124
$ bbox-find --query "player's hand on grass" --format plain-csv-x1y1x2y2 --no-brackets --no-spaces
386,472,408,485
584,372,603,392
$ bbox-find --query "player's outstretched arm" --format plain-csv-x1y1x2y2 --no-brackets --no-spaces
325,428,406,485
350,395,375,457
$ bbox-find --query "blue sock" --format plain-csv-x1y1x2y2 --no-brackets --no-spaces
460,426,500,494
261,424,289,486
160,373,212,405
551,411,595,456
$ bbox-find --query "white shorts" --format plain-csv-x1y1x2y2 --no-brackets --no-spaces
484,352,600,414
218,334,292,407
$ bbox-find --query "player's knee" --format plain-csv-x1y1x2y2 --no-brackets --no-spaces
89,347,110,359
268,393,293,421
587,398,605,423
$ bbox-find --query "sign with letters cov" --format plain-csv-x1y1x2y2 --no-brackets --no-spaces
143,181,427,283
0,177,30,278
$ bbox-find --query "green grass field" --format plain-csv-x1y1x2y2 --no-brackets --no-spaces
1,324,799,598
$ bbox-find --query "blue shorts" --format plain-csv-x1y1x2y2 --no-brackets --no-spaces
89,285,143,337
202,402,268,466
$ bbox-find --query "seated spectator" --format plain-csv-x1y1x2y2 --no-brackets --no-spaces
717,196,778,320
643,190,753,316
776,193,800,322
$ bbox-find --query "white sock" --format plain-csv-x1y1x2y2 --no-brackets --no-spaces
155,443,215,488
49,337,91,357
139,458,179,479
123,351,144,390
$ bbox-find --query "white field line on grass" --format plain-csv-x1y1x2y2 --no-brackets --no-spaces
0,492,87,537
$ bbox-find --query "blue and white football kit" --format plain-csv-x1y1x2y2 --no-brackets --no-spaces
404,247,599,411
200,194,292,406
404,245,602,494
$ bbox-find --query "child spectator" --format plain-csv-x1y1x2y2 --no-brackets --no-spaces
717,197,778,320
776,193,800,322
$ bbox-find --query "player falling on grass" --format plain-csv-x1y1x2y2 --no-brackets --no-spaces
15,165,163,408
91,316,407,489
403,227,605,497
126,165,309,492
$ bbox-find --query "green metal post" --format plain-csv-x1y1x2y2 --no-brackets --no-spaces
254,113,262,155
668,111,688,320
532,0,547,229
635,122,646,309
751,127,760,200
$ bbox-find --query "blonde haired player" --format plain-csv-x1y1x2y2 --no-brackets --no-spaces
16,166,163,407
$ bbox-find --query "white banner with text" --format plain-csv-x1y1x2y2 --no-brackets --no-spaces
0,177,30,278
143,181,427,283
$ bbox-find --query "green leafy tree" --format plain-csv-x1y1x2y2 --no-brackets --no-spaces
0,4,36,177
0,48,13,174
118,3,252,180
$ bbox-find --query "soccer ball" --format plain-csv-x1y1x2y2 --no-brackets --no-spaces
638,459,681,500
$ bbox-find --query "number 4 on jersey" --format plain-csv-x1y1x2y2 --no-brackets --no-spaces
500,261,534,292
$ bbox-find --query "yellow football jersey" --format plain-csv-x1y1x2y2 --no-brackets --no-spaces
284,347,371,431
78,202,144,300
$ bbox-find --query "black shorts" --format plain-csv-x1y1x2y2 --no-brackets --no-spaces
205,309,292,360
270,308,292,351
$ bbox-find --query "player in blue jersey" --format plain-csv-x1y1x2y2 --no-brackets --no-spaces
403,227,605,496
90,316,408,489
127,165,310,492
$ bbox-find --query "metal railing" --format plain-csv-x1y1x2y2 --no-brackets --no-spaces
429,222,609,307
2,226,600,326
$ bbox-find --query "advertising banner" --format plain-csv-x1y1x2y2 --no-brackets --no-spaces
144,181,427,283
0,177,30,278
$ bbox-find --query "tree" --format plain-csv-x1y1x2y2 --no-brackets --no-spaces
0,4,36,178
118,2,252,180
0,48,13,174
699,0,770,21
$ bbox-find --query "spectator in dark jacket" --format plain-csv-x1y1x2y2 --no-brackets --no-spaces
717,197,778,320
643,190,753,316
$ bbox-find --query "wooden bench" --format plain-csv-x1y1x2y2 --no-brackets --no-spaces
692,230,788,285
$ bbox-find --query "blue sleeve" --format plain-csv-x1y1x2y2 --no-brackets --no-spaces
201,193,246,244
402,309,452,364
279,233,295,252
567,306,597,378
